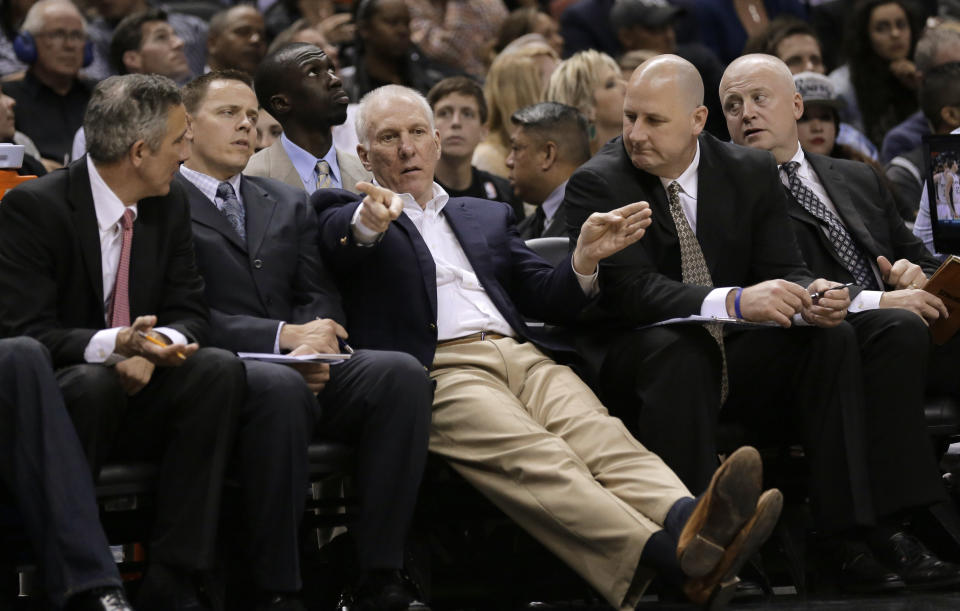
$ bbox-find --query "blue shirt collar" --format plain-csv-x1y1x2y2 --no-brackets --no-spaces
280,133,341,193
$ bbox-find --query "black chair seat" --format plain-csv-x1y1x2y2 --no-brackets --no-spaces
924,395,960,438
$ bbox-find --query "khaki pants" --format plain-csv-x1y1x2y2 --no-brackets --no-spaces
429,337,691,610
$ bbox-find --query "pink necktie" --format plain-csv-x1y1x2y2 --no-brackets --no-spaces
108,208,135,328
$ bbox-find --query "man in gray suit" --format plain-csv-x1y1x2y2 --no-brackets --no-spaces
244,43,371,193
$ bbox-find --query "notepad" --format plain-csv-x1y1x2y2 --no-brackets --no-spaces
237,352,352,363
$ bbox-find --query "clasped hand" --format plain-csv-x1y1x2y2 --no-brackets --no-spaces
114,315,198,366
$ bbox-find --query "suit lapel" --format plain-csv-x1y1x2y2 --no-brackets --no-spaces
239,177,277,257
806,153,881,258
178,174,247,252
68,160,105,307
392,212,438,322
269,141,306,191
443,200,493,281
693,137,733,277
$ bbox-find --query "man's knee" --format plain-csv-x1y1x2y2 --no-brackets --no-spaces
0,337,50,370
182,347,246,388
243,360,316,428
57,364,125,408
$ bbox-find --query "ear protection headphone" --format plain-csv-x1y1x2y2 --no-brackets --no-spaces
13,31,95,68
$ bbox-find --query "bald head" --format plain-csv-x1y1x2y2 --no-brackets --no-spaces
630,54,704,111
719,54,803,164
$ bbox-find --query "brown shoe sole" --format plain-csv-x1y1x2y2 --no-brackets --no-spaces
677,446,762,577
684,488,784,610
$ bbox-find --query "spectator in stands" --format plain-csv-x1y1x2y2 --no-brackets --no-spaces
720,56,960,590
606,0,727,139
85,0,207,81
0,74,247,611
911,65,960,256
338,0,456,102
427,76,521,217
70,8,194,165
0,337,133,611
264,0,355,47
255,107,282,151
4,0,92,168
791,72,907,218
688,0,807,65
176,70,432,611
881,26,960,163
0,83,45,176
408,0,509,79
474,42,555,178
829,0,922,147
493,6,565,59
506,101,589,239
313,83,783,611
0,0,35,77
267,17,340,70
618,47,657,79
743,16,877,159
544,51,623,156
245,43,371,194
207,5,267,76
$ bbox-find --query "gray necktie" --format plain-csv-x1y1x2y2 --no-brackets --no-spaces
216,181,246,241
782,161,879,290
667,181,728,403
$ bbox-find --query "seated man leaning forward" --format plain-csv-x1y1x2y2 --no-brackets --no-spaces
311,83,784,611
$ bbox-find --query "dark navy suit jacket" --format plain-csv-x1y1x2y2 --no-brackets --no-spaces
312,190,590,368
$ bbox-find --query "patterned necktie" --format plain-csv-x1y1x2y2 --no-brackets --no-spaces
216,181,246,241
782,161,879,290
667,181,728,403
316,160,333,190
108,208,135,328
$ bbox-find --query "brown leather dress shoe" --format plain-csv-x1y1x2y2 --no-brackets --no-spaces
677,446,763,578
684,488,784,610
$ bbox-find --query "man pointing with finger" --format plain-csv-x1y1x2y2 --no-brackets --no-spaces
313,84,785,610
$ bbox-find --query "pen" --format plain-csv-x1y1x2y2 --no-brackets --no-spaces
337,337,355,355
809,282,855,301
137,330,187,360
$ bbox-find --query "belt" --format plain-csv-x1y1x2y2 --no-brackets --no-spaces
436,331,507,348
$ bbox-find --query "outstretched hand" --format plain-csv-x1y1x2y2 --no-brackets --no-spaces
572,201,652,275
355,181,403,234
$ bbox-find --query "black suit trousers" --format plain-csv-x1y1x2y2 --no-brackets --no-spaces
0,337,121,607
318,349,432,569
603,323,887,534
54,348,244,571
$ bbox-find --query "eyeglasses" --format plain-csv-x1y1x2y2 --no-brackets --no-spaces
35,29,86,44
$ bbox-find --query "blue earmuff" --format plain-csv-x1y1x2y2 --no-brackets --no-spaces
13,31,95,68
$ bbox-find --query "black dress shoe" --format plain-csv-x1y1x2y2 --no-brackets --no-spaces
67,587,133,611
253,592,306,611
834,540,905,594
354,570,431,611
873,531,960,590
137,564,209,611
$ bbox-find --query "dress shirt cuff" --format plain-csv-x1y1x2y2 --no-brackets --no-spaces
849,290,882,313
350,204,383,245
153,327,188,347
274,322,284,354
572,261,599,297
84,328,123,364
701,287,737,318
792,312,810,326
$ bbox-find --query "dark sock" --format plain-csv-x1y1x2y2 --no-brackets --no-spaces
664,496,697,540
639,530,685,587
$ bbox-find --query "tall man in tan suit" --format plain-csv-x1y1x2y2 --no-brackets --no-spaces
244,43,370,193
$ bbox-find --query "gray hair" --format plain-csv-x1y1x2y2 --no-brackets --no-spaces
85,74,182,163
355,85,435,147
22,0,86,35
915,26,960,74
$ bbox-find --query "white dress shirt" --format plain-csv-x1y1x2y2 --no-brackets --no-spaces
281,133,341,194
778,145,883,312
352,182,598,341
658,143,737,318
84,156,187,363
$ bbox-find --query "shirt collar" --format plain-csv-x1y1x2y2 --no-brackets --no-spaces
388,181,449,216
658,141,700,200
280,132,341,190
87,155,137,232
179,165,242,204
541,180,567,222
